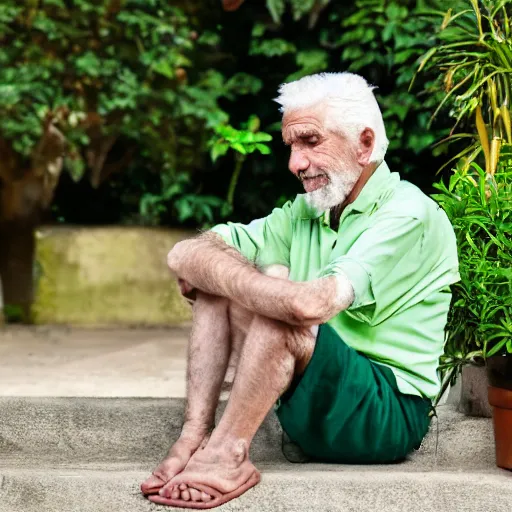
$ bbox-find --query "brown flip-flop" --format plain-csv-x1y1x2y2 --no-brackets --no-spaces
147,471,261,509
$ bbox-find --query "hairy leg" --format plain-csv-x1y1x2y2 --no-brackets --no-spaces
141,291,232,494
222,264,289,392
157,311,316,503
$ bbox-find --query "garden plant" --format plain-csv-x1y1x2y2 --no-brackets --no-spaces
417,0,512,468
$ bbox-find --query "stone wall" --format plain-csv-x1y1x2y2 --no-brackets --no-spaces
32,226,195,326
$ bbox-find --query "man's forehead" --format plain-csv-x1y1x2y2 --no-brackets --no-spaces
282,107,326,126
281,108,326,141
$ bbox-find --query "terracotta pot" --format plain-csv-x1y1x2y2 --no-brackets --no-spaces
487,354,512,390
488,386,512,470
487,355,512,470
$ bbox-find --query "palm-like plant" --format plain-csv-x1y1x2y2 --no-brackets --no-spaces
415,0,512,175
433,150,512,363
415,0,512,399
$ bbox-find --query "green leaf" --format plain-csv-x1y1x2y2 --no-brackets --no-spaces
296,49,328,70
394,50,417,65
211,143,229,162
246,115,260,133
221,202,233,218
252,23,266,37
231,142,247,154
74,51,102,77
250,38,296,57
224,73,262,96
341,46,364,62
382,22,395,43
348,53,376,71
266,0,285,23
175,198,194,222
255,143,271,154
44,0,66,7
385,4,407,21
291,0,316,21
486,339,507,357
252,132,272,142
197,31,220,46
65,154,85,183
151,60,174,79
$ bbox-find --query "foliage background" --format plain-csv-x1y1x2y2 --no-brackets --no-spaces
2,0,510,367
0,0,464,231
417,0,512,368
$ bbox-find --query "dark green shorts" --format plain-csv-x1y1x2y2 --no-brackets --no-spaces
276,323,432,464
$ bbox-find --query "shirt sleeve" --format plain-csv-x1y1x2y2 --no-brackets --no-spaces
319,214,425,325
209,201,293,268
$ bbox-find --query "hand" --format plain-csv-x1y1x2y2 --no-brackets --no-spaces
178,278,196,301
167,242,187,275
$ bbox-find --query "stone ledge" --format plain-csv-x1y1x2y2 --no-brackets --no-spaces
0,398,495,470
32,226,195,326
0,467,509,512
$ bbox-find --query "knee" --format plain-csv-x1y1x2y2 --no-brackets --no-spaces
228,300,254,341
252,314,316,365
193,290,229,312
286,324,316,368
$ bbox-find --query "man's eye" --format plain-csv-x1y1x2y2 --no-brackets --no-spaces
307,137,319,145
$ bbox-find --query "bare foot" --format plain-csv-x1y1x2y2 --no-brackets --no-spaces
156,438,260,504
141,427,211,495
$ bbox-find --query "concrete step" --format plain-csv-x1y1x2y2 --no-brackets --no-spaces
0,397,283,465
0,398,496,470
1,329,505,511
0,397,506,511
0,464,510,512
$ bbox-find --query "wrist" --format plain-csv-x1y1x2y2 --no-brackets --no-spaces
247,272,301,321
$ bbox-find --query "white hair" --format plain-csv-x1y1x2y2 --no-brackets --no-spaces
275,72,389,164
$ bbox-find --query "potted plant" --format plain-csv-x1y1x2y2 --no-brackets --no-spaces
416,0,512,469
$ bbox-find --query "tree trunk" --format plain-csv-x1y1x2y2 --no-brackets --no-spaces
0,220,36,321
0,121,66,322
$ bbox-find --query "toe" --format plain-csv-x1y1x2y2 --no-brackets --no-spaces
171,488,181,500
159,483,174,499
141,474,165,493
179,483,188,491
201,491,212,502
181,489,191,501
189,488,202,502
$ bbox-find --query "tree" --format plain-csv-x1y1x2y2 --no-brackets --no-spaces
0,0,259,318
0,0,469,320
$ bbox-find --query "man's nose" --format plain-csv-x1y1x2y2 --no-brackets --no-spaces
288,149,310,176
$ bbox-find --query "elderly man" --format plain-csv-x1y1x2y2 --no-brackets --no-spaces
141,72,459,509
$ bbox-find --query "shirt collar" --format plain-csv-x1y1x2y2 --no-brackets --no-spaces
292,161,399,221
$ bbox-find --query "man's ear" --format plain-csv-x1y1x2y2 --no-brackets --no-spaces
356,128,375,166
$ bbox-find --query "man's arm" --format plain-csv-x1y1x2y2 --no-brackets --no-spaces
167,233,354,326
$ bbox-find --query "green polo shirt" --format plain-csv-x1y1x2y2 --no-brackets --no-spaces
210,162,459,399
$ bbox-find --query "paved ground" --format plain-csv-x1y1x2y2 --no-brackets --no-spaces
2,467,510,512
0,326,191,397
0,325,460,401
0,326,508,512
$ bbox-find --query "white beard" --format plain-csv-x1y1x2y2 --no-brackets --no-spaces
304,167,362,212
